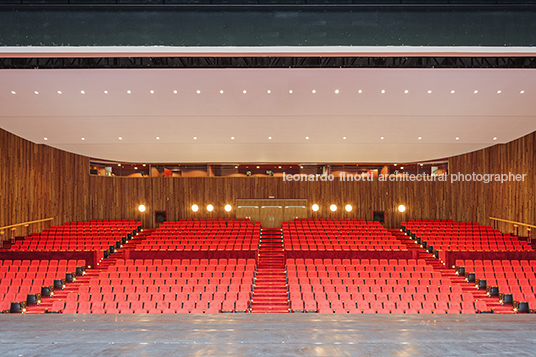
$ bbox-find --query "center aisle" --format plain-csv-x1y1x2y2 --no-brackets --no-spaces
250,228,289,313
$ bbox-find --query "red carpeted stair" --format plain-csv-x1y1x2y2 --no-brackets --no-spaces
250,228,289,313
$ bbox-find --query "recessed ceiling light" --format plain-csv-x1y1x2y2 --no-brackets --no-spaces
418,137,422,140
193,137,197,140
289,90,293,93
235,166,238,169
173,90,177,94
427,90,432,94
11,91,16,94
358,90,362,93
44,137,48,141
400,166,404,170
127,90,131,94
81,138,85,141
456,137,460,140
119,137,123,140
335,89,339,94
420,163,423,166
257,166,260,169
520,90,525,94
243,90,247,94
118,164,121,166
343,137,346,140
156,137,160,140
267,90,271,94
404,90,409,94
451,90,455,94
34,91,38,94
474,90,478,94
305,136,309,140
57,91,62,94
381,90,385,93
134,167,138,170
81,90,85,94
268,137,272,140
150,90,154,94
493,137,497,140
196,90,201,94
231,137,235,140
143,164,146,167
278,166,281,169
497,90,502,94
312,90,316,93
394,164,397,166
220,90,224,94
104,90,108,94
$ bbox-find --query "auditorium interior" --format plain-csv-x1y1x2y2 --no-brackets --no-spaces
1,0,536,355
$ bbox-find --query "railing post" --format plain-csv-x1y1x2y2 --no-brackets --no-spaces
0,231,3,248
528,228,532,245
514,224,519,237
10,228,16,244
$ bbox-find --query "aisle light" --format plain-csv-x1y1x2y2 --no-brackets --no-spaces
398,205,406,213
312,204,319,212
330,204,337,212
138,205,146,212
191,204,199,212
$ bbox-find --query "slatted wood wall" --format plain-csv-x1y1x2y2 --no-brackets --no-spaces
1,127,535,233
0,128,89,237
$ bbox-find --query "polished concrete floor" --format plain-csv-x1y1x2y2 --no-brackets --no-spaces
0,314,535,356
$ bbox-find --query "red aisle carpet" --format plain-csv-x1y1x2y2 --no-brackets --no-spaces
250,229,289,313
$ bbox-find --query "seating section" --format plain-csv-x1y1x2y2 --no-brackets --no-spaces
402,219,532,251
287,258,487,314
10,219,141,251
456,259,536,309
52,258,256,314
284,219,406,251
0,259,84,311
137,219,260,251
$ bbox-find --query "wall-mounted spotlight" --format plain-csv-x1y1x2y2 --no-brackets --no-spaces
345,204,353,212
398,204,406,213
330,204,337,212
191,204,199,212
138,204,146,212
207,204,214,212
312,204,319,212
225,204,232,212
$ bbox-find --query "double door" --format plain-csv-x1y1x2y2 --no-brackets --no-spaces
236,199,307,228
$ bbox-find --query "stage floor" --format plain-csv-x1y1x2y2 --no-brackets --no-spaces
0,314,535,356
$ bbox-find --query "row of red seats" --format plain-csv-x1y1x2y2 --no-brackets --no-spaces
288,271,441,280
287,265,432,272
115,258,255,266
289,284,464,295
90,277,253,288
288,258,425,265
0,259,85,267
53,300,248,314
458,259,536,267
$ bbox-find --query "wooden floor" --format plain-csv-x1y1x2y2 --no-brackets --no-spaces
0,314,535,356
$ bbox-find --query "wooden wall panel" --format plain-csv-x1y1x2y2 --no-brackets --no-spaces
2,127,535,234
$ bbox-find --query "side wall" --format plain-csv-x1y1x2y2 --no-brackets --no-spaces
1,128,534,233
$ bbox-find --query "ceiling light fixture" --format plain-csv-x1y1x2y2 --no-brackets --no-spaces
173,90,177,94
520,90,525,94
243,90,247,94
381,137,384,140
335,89,339,94
150,90,154,94
305,137,309,140
193,137,197,140
493,137,497,140
104,90,108,94
267,90,271,93
312,90,316,93
220,90,224,94
268,137,272,140
81,138,85,141
456,137,460,140
418,137,422,140
381,90,385,93
34,91,38,94
118,137,123,140
497,90,502,94
81,90,85,94
231,137,235,140
404,90,409,94
289,90,293,93
427,90,432,94
57,91,62,94
196,90,201,94
156,137,160,140
127,90,131,94
343,137,347,140
474,90,478,94
358,90,362,93
451,90,455,94
44,137,48,141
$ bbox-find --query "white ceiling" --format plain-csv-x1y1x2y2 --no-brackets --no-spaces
1,67,535,163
